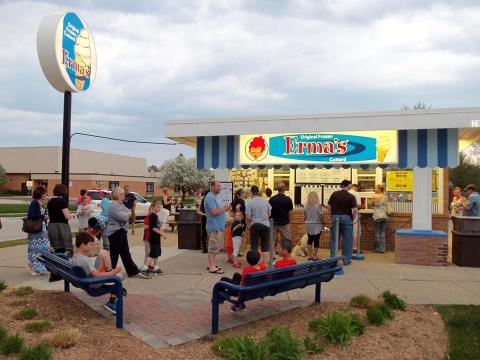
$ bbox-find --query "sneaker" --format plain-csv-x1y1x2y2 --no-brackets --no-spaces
103,301,116,314
138,271,151,279
153,268,163,275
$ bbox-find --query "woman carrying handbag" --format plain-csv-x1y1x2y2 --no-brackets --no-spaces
26,186,49,276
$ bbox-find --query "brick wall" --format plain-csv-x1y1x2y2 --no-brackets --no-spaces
395,232,448,266
0,173,29,193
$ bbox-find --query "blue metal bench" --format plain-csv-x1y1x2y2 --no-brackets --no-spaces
211,257,342,334
37,249,124,328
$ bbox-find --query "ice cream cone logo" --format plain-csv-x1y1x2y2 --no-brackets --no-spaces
377,134,391,162
73,29,91,91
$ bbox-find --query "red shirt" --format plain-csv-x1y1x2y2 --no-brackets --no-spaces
143,216,150,241
274,258,297,269
76,195,91,205
241,263,267,285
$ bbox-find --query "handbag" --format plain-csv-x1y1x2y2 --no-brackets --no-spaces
22,218,43,233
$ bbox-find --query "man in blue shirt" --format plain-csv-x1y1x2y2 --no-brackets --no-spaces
204,181,231,274
462,184,480,217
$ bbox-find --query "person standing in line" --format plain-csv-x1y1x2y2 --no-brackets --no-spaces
197,190,210,253
265,188,273,200
47,184,76,256
26,186,49,276
349,183,362,252
140,200,165,276
161,187,175,211
76,189,91,205
303,191,324,261
232,189,246,215
77,196,94,232
372,184,389,253
231,212,245,268
450,186,465,217
99,190,110,224
122,185,137,234
246,185,272,263
327,180,357,265
462,184,480,217
204,181,232,274
269,183,293,250
106,187,149,279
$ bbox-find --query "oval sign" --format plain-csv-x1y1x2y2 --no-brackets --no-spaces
37,12,96,93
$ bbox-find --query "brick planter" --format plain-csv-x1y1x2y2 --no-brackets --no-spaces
395,229,448,266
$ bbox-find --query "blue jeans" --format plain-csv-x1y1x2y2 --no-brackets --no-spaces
330,215,353,264
374,219,387,252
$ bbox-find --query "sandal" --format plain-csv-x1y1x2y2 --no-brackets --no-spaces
206,266,222,271
208,268,225,274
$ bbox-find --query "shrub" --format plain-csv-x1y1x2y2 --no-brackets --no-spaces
12,307,38,320
367,306,385,326
19,343,52,360
264,326,302,360
303,336,325,354
8,299,29,307
349,294,372,308
377,303,394,320
43,328,80,349
382,291,407,311
0,334,24,355
0,281,7,293
310,311,364,346
25,320,53,333
212,335,269,360
11,286,34,296
0,325,7,342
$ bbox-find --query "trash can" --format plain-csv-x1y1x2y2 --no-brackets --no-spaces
177,209,201,250
452,216,480,267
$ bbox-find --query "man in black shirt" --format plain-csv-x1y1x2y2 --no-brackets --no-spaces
269,183,293,248
328,179,358,266
122,185,137,234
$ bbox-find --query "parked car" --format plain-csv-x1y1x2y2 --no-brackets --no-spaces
86,190,151,219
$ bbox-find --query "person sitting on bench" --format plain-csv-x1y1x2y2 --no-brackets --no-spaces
72,232,126,314
274,238,297,269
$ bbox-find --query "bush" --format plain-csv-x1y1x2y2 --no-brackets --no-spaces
0,334,24,355
382,291,407,311
264,326,302,360
212,335,269,360
310,311,365,346
43,328,80,349
12,307,38,320
303,336,325,354
25,320,53,333
19,343,52,360
0,281,7,293
349,294,372,309
377,303,394,320
11,286,34,296
0,325,7,342
367,306,385,326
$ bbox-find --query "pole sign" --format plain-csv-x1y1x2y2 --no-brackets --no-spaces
37,12,96,92
239,131,398,165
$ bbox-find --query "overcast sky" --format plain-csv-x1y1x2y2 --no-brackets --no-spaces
1,0,479,165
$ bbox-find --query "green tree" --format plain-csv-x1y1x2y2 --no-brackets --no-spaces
449,153,480,189
0,164,7,185
401,102,431,110
158,156,213,199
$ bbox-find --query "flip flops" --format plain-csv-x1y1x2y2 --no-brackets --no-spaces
208,268,225,274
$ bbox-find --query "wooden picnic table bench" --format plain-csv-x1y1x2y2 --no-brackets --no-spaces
37,249,124,328
211,257,342,334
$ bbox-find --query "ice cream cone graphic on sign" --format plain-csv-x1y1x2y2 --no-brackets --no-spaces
74,29,91,91
377,134,391,162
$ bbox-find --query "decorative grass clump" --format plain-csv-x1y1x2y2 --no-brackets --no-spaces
43,328,80,349
212,335,269,360
8,299,29,307
377,303,394,320
0,281,7,293
19,343,52,360
309,311,365,346
382,291,407,311
367,306,385,326
12,307,38,320
264,326,302,360
0,334,24,355
303,336,325,354
0,325,7,342
11,286,34,296
349,294,372,309
24,320,53,333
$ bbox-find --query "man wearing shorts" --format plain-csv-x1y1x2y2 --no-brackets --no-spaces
246,185,272,263
204,181,232,274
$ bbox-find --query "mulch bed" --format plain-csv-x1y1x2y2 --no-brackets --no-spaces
0,288,447,359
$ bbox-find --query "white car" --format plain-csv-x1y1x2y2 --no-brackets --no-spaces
86,190,151,219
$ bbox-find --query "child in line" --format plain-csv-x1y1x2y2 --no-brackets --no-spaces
72,232,125,314
274,238,297,269
140,200,166,276
77,196,94,231
143,205,152,262
221,249,267,311
231,212,245,268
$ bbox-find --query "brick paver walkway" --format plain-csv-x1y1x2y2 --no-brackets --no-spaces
74,287,308,348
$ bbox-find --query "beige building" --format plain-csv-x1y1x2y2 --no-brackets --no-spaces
0,147,161,197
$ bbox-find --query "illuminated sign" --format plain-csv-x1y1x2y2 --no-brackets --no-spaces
37,12,96,93
239,131,398,165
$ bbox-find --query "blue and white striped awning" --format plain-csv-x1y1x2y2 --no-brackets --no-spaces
196,129,458,169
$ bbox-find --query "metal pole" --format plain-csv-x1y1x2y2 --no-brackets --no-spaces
352,213,365,260
269,218,274,269
61,91,72,201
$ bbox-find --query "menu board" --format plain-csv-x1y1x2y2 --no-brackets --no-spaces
296,168,351,184
218,182,233,207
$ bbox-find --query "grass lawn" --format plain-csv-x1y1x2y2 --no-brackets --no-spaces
0,204,77,214
435,305,480,360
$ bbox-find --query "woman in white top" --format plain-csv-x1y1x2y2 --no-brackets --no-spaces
303,192,324,261
77,196,94,231
372,185,388,253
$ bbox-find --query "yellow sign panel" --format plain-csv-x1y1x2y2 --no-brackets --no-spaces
386,171,413,191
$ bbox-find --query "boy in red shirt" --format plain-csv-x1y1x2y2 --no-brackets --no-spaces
274,238,297,269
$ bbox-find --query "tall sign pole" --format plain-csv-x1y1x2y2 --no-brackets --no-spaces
37,12,96,199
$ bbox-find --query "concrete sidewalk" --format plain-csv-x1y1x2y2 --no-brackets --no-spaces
1,232,480,348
